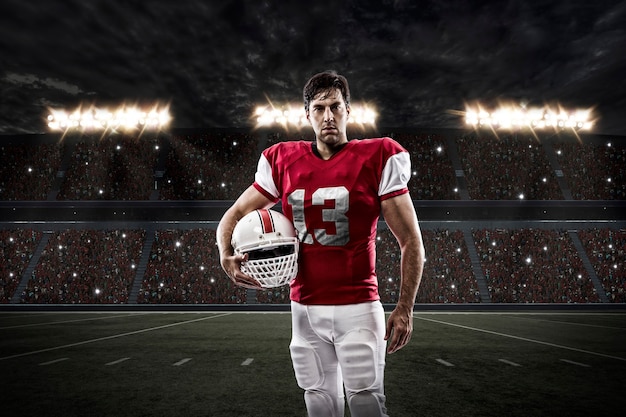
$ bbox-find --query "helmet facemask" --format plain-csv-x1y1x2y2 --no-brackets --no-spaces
232,209,299,288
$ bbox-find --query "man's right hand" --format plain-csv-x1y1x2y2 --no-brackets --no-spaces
220,253,264,290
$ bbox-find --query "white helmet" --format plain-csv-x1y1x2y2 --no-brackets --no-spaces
231,209,299,288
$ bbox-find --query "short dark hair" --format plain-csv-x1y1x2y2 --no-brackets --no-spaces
303,70,350,113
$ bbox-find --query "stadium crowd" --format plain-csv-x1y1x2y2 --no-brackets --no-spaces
1,226,624,304
472,228,599,303
0,229,42,303
138,229,247,304
0,132,624,201
21,229,144,304
392,133,460,200
377,228,480,303
554,141,626,199
457,135,563,200
0,130,623,305
58,135,160,200
0,143,62,200
159,132,259,200
579,228,626,302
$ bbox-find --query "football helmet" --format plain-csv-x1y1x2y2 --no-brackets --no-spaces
231,209,299,288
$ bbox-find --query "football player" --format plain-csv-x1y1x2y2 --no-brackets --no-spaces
217,70,425,417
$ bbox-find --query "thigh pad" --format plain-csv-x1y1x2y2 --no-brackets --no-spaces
289,335,324,390
336,329,379,391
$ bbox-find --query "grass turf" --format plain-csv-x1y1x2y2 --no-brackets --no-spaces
1,311,625,417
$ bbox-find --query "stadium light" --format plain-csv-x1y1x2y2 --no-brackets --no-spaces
253,102,377,128
47,104,171,132
464,103,594,132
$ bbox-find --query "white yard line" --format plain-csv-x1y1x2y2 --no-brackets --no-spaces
436,358,454,367
504,314,626,331
0,313,232,361
560,359,591,368
173,358,192,366
415,315,626,362
39,357,69,366
105,357,131,366
498,358,522,367
241,358,254,366
0,313,151,330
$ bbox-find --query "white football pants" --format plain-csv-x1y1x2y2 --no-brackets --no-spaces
290,300,389,417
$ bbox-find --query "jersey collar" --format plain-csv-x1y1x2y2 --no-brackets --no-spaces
311,140,350,160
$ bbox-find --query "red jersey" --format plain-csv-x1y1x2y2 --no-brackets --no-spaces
253,138,410,305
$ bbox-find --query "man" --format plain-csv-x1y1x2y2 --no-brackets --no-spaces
217,70,424,417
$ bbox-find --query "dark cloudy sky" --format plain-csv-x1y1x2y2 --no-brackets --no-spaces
1,0,625,135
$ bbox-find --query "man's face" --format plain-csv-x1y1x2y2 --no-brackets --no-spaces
306,88,350,149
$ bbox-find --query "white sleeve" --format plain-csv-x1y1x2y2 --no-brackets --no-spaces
378,151,411,196
254,153,280,199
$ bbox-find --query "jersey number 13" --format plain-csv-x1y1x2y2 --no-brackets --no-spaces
287,186,349,246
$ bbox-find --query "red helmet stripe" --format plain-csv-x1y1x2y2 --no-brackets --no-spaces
257,209,274,233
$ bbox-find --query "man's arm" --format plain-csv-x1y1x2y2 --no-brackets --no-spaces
380,192,425,354
216,185,275,289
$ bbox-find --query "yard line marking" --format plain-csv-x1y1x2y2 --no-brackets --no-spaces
0,313,151,330
0,313,233,361
105,357,131,366
415,316,626,362
241,358,254,366
173,358,192,366
560,359,591,368
39,357,69,366
505,315,626,331
498,359,522,367
0,313,47,319
436,358,454,367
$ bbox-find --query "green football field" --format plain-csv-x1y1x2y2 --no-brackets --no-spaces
1,310,625,417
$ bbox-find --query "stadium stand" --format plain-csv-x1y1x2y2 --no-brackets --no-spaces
391,133,460,200
0,229,42,303
57,135,160,200
20,229,144,304
159,132,259,200
139,229,247,304
578,228,626,302
1,130,624,204
457,134,563,200
0,129,624,306
472,228,600,303
377,228,480,303
553,141,626,200
0,142,62,200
